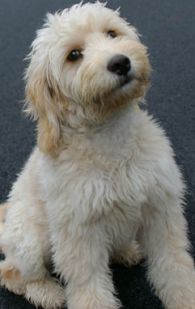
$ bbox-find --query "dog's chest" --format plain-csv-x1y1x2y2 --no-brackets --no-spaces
41,109,155,225
42,150,147,228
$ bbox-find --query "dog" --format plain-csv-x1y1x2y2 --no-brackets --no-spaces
0,2,194,309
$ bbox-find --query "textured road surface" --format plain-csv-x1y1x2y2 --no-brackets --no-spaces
0,0,195,308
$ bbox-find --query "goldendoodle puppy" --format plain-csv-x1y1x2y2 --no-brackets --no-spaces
0,2,194,309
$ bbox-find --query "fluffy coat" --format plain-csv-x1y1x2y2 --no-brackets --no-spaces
0,3,194,309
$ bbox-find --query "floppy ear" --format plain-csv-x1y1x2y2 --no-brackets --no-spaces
25,51,62,156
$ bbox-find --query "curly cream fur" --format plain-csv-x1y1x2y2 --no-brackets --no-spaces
0,2,194,309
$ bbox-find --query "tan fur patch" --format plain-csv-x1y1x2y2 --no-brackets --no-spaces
0,262,21,282
2,268,21,281
25,59,66,156
0,203,7,234
0,203,7,222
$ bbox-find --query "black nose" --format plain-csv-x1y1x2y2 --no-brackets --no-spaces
107,54,131,76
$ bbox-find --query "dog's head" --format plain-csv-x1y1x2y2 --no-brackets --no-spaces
25,2,151,155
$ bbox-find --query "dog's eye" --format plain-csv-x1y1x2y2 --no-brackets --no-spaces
67,49,82,62
107,30,117,38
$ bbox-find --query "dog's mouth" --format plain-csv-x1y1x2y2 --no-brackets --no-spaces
93,74,149,106
118,74,133,88
116,73,150,91
93,76,133,106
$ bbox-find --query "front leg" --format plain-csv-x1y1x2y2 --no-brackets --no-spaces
142,162,195,309
52,222,120,309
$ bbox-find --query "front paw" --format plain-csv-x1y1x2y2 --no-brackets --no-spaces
167,298,195,309
165,281,195,309
67,293,121,309
167,302,195,309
